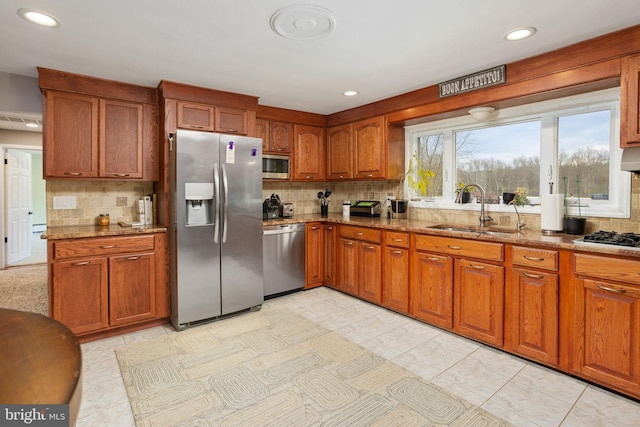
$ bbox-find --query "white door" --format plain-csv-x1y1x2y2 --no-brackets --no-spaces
6,149,32,265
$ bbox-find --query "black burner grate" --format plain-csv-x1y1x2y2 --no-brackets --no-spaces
582,231,640,247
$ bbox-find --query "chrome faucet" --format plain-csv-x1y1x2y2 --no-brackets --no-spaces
508,201,527,231
456,183,493,227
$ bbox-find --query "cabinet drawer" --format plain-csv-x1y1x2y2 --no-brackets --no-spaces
415,234,503,262
512,246,558,271
575,253,640,286
339,225,381,243
53,235,155,259
385,231,409,248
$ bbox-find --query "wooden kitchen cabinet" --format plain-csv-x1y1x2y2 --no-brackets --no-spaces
51,257,108,335
49,233,167,338
292,124,326,181
383,231,410,314
454,258,505,347
323,224,337,287
621,53,640,146
573,253,640,397
177,101,249,135
353,116,386,179
258,120,292,154
44,91,99,178
414,233,504,346
40,68,158,181
410,249,454,329
327,123,353,180
506,246,559,365
305,223,324,289
338,225,382,303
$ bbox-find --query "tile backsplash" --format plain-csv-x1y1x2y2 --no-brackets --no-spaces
265,175,640,233
47,180,153,226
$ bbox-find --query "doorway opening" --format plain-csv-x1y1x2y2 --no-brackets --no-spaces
0,146,46,268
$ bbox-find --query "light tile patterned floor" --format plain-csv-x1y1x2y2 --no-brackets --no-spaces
77,287,640,427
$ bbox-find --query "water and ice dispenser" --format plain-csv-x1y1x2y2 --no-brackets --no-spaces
185,182,214,226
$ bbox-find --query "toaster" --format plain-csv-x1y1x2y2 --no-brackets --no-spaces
279,202,294,217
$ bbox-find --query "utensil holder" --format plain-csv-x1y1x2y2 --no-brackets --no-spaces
320,204,328,216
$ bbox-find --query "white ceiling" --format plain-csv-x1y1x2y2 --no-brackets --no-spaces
1,0,640,120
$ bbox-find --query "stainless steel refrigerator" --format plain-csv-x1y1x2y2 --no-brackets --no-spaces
170,129,263,330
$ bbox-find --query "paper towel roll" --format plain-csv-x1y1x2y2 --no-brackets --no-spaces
541,194,564,232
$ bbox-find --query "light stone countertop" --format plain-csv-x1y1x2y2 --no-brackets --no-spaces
265,213,640,258
41,224,168,240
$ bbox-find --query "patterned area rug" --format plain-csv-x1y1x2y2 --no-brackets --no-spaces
116,308,512,426
0,265,48,316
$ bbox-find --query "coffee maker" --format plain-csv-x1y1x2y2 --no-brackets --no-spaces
263,194,281,219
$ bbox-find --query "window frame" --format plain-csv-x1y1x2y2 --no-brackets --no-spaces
404,88,629,219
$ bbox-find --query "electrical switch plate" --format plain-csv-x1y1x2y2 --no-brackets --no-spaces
53,196,76,210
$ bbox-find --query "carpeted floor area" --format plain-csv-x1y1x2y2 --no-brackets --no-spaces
116,308,512,426
0,265,48,316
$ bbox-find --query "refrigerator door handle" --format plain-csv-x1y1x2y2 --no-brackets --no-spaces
213,162,220,244
222,163,229,243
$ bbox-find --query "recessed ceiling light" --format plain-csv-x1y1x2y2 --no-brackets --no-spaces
504,27,536,41
343,90,358,97
17,8,61,27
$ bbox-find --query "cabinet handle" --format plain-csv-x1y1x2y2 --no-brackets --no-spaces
225,129,239,133
392,250,403,255
596,284,627,294
112,173,130,177
366,174,373,177
191,125,204,129
125,256,140,261
327,227,333,230
448,245,462,250
311,226,319,230
523,272,544,279
426,256,440,262
345,242,354,246
355,232,363,236
306,176,312,179
63,172,82,176
99,245,117,249
524,255,545,262
339,175,344,178
365,246,375,250
393,238,404,242
470,264,486,270
72,261,90,266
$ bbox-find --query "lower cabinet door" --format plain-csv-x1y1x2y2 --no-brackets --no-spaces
574,277,640,395
508,268,559,365
359,242,382,304
410,251,454,329
52,257,109,334
109,253,156,326
454,258,504,346
383,246,409,313
338,238,359,295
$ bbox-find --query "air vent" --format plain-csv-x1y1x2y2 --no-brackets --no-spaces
0,114,42,128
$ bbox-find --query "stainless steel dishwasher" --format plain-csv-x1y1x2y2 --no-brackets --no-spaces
262,223,306,298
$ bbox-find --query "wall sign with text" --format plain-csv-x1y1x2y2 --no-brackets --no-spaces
438,65,506,98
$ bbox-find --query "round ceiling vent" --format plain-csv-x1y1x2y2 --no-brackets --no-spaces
270,5,337,40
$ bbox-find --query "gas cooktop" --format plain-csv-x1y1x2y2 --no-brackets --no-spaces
574,230,640,249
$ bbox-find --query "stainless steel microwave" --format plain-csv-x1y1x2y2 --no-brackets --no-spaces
262,154,290,179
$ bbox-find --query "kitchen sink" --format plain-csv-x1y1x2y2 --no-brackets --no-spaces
426,224,518,236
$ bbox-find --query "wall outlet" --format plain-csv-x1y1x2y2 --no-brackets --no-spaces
53,196,76,210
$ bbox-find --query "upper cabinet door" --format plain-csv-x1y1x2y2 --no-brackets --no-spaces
353,116,386,179
177,101,215,131
100,99,143,178
215,106,249,135
292,124,325,181
269,121,292,153
621,54,640,147
256,119,269,152
327,123,353,180
44,91,99,178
